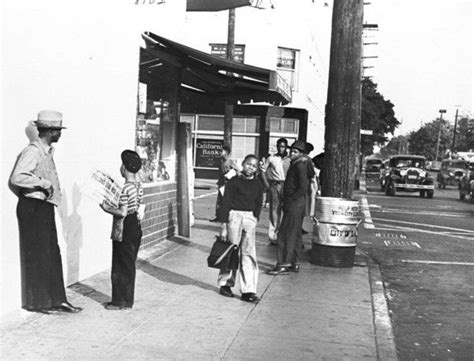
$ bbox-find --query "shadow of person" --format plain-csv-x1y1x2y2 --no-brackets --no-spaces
7,121,39,196
136,258,218,293
59,183,83,285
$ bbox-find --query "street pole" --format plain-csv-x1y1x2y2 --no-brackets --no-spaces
452,108,459,152
223,8,235,148
435,109,446,161
321,0,364,199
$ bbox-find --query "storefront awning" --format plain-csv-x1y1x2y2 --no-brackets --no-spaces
141,32,291,106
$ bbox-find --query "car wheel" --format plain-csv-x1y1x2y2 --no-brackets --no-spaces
426,190,434,199
419,191,425,198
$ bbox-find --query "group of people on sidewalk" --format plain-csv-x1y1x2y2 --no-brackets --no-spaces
9,110,145,314
8,109,320,314
212,138,318,303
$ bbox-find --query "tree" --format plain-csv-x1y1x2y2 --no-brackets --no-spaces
408,119,452,160
454,117,474,151
361,78,400,156
379,135,409,158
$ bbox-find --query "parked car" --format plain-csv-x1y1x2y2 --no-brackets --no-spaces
459,161,474,202
382,155,435,198
426,160,442,172
364,158,383,179
437,159,467,188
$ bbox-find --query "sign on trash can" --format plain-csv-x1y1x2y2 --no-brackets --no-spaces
310,197,361,268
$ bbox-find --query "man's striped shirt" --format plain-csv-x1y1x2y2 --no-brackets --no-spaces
119,182,143,214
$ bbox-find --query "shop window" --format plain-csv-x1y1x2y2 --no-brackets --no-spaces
277,47,299,92
197,115,224,131
231,136,259,160
233,117,259,133
269,117,299,134
135,98,175,183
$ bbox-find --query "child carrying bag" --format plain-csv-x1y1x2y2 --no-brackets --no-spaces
207,236,239,270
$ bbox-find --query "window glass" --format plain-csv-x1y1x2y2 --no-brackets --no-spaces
231,136,259,160
136,99,175,183
277,47,299,91
233,117,259,133
198,116,224,131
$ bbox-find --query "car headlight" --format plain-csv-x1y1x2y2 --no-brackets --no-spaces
449,172,454,177
419,170,426,177
400,169,407,176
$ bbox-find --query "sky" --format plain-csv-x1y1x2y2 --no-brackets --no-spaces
363,0,473,136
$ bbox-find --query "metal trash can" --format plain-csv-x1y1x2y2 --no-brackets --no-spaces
310,197,361,268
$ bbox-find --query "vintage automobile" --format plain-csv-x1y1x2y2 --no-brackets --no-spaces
459,161,474,202
363,157,383,179
437,159,467,188
381,155,435,198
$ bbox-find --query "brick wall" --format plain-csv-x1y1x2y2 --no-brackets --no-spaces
140,182,178,249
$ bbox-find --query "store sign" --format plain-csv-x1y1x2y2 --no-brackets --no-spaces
195,139,223,168
269,71,292,103
210,44,245,63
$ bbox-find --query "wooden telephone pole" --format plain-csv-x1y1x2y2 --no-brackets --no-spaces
223,8,235,148
321,0,364,199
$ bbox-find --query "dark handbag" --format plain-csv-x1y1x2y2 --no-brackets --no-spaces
207,236,239,270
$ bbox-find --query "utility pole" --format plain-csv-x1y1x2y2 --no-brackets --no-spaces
435,109,446,161
452,108,459,151
223,8,235,148
321,0,364,199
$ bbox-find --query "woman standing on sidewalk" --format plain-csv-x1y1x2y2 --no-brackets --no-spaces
217,154,264,303
100,150,143,310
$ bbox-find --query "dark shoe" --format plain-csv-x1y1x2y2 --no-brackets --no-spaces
267,266,289,275
302,229,308,234
103,302,131,310
51,302,82,313
209,218,219,222
288,264,300,273
241,293,260,303
219,286,234,298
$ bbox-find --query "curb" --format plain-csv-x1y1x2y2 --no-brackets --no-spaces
366,256,399,361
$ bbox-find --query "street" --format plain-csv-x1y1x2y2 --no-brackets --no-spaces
360,178,474,360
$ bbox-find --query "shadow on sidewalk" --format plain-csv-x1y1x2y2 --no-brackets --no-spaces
70,282,110,304
136,258,218,293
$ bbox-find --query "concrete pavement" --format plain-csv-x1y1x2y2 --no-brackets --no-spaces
1,182,397,360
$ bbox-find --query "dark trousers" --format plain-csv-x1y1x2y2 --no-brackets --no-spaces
17,197,67,310
111,213,142,307
276,196,306,266
268,181,284,243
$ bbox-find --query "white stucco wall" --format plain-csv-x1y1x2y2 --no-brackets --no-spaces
1,0,187,316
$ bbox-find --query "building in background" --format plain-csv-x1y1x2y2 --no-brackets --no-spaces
1,0,332,315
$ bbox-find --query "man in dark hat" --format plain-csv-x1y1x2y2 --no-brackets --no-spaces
9,110,82,314
267,140,315,275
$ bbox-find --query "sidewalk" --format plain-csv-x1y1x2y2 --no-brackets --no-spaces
1,185,397,360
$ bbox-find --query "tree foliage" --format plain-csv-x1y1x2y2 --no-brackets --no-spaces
379,135,409,158
408,119,452,160
454,117,474,151
361,79,400,156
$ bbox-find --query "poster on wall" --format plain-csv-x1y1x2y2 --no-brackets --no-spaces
195,139,223,168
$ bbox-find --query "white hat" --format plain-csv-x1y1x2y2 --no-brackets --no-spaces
33,110,66,129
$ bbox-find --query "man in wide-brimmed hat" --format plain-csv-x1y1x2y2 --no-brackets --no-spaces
267,140,315,275
9,110,82,314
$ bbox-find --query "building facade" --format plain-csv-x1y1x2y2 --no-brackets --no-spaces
1,0,331,315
